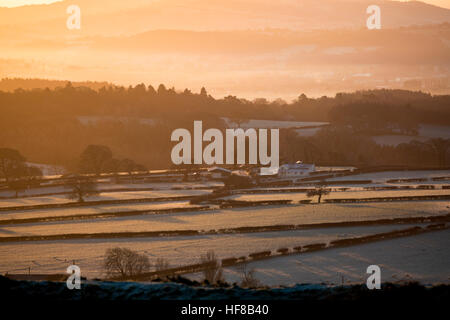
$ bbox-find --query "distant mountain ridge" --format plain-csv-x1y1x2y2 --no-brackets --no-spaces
0,0,448,36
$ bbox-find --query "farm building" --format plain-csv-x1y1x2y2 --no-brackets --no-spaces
208,167,233,179
277,161,315,178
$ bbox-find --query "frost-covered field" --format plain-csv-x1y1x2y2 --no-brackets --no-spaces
372,125,450,146
0,201,199,221
327,170,450,183
0,189,211,208
295,127,322,137
0,181,221,198
218,229,450,286
0,224,421,278
1,201,448,238
221,118,328,129
372,135,426,146
1,169,449,286
419,124,450,139
226,189,450,202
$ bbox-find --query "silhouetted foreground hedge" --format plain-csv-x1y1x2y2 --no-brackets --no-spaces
1,276,448,302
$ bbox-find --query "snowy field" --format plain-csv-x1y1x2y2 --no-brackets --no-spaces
221,118,329,129
295,127,322,137
372,135,426,146
1,169,449,286
0,189,211,208
372,124,450,146
0,224,423,278
326,170,450,183
0,181,221,199
0,201,448,238
218,229,450,286
0,201,200,221
226,189,450,202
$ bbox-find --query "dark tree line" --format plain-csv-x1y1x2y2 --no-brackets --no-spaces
1,83,449,170
1,83,449,124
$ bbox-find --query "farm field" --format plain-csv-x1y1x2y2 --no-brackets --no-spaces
0,200,199,221
218,228,450,286
326,170,450,183
226,189,450,202
0,201,448,238
0,224,424,278
1,169,449,286
0,189,211,208
372,125,450,146
221,118,328,129
0,181,223,198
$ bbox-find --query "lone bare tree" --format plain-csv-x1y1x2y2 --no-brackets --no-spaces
104,247,151,279
200,250,224,285
65,175,99,202
306,185,330,203
154,258,170,272
238,263,260,288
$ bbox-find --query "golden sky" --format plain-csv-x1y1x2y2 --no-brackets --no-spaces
0,0,450,9
0,0,62,6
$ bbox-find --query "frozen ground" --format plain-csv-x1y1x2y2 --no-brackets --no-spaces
295,127,322,137
0,224,421,278
217,229,450,286
0,181,222,198
0,189,211,208
372,135,427,146
0,201,448,238
226,189,450,202
221,118,328,129
327,170,450,183
0,201,199,221
419,124,450,139
371,124,450,146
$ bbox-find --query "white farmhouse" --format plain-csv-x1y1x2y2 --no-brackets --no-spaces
277,161,315,178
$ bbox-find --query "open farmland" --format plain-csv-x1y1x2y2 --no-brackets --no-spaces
226,189,450,202
0,201,448,238
0,200,199,221
0,189,211,208
0,168,449,285
0,224,428,279
218,228,450,286
326,170,450,182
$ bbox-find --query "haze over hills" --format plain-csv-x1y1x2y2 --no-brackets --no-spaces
0,0,449,36
0,0,449,99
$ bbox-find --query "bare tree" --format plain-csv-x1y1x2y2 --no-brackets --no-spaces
65,175,99,202
306,185,330,203
104,247,151,279
200,250,224,285
154,258,170,272
238,263,260,288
